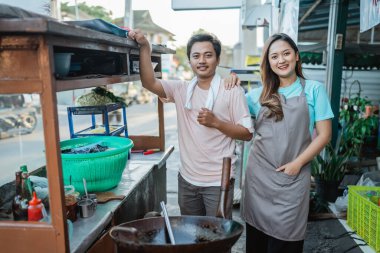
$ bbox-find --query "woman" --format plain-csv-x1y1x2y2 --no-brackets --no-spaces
242,33,334,253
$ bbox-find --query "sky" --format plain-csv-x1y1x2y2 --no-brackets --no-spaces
63,0,241,47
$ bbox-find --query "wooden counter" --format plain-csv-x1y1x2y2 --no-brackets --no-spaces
71,147,173,253
0,17,175,253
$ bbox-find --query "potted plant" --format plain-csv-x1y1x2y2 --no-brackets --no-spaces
311,143,351,202
339,88,378,160
311,82,378,203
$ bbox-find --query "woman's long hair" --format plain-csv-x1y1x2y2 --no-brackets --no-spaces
260,33,305,121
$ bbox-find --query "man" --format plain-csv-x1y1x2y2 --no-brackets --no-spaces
129,30,253,218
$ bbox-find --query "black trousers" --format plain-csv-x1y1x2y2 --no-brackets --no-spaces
246,223,304,253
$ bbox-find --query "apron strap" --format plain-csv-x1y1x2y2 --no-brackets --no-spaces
300,78,306,97
281,77,306,103
265,77,306,109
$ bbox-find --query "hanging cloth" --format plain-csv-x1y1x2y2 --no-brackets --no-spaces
185,74,221,110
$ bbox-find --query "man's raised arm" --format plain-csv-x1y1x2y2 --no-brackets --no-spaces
128,29,167,98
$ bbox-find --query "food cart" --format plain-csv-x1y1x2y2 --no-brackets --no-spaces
0,17,174,252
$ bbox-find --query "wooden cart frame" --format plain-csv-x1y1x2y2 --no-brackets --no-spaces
0,18,174,252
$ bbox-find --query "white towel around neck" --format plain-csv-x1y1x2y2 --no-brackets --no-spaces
185,74,221,111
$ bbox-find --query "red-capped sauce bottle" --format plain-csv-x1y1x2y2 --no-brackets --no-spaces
28,191,43,221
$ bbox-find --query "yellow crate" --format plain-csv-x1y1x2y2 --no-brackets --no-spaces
347,186,380,252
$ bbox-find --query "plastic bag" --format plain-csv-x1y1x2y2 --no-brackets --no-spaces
66,19,128,37
356,171,380,187
61,142,108,154
279,0,300,43
334,189,348,212
29,175,48,188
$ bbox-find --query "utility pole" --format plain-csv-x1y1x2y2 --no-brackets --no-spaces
325,0,348,146
50,0,60,19
74,0,79,20
124,0,133,28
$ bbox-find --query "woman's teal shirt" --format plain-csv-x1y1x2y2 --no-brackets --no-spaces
245,78,334,135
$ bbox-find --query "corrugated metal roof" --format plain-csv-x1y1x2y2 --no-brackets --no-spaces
298,0,360,33
298,0,379,42
297,0,380,68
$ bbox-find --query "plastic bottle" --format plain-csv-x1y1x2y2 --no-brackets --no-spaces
28,191,43,221
12,165,32,221
21,172,32,201
12,171,27,221
20,165,28,173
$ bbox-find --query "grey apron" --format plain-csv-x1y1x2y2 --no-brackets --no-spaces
242,78,312,241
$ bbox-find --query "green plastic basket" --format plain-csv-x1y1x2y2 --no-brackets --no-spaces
347,185,380,252
60,136,133,194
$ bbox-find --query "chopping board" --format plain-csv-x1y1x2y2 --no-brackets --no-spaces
96,192,125,203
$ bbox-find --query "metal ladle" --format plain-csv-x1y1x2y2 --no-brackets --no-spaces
160,201,175,245
83,178,88,199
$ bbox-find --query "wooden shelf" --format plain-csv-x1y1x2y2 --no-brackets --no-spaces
0,80,43,94
56,73,162,91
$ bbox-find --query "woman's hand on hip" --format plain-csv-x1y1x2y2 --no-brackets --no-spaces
276,160,302,176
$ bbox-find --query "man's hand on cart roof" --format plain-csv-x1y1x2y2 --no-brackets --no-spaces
128,29,150,48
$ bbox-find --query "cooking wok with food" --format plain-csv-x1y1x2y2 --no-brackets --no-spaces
109,157,243,253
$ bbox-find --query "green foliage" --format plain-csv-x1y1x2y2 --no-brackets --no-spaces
312,91,378,182
339,95,378,158
192,28,209,35
60,2,70,13
174,46,191,72
93,87,126,106
309,191,329,214
311,143,350,182
61,1,113,22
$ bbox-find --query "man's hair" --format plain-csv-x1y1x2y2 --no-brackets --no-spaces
186,33,221,60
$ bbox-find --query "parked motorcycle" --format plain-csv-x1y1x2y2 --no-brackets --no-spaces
0,108,37,138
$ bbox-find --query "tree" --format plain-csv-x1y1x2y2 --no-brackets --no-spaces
173,46,191,72
61,1,113,22
192,28,209,35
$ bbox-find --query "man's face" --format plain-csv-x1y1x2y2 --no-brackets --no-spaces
189,41,220,79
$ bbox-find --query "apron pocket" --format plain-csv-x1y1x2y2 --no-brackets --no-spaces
274,171,301,186
271,171,308,205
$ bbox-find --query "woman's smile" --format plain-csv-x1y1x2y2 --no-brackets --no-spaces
278,64,289,70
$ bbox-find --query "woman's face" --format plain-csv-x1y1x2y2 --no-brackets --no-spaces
189,41,219,79
268,40,299,79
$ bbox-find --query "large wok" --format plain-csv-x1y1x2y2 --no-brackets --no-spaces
109,157,243,253
109,215,243,253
